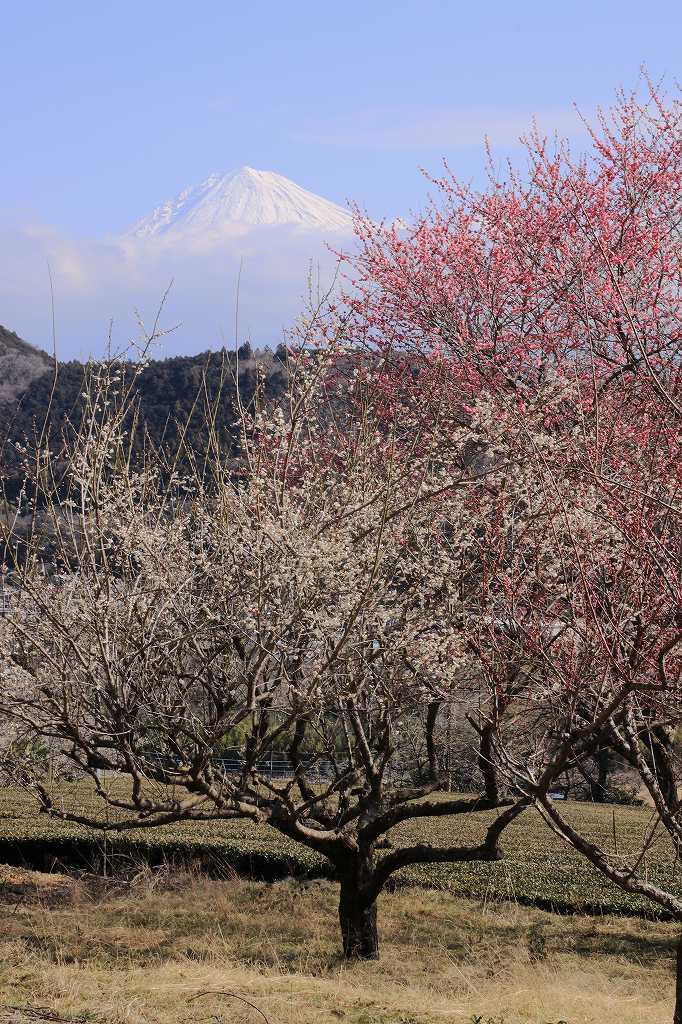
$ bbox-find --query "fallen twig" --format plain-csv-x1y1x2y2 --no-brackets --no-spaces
189,990,271,1024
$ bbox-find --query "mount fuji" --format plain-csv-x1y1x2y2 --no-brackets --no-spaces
1,170,358,359
128,167,354,243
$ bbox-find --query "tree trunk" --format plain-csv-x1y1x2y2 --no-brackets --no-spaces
425,700,441,784
649,727,678,808
589,746,609,803
338,880,379,959
337,854,380,960
671,933,675,1024
479,722,501,803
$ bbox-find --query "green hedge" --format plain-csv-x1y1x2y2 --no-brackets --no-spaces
1,785,678,919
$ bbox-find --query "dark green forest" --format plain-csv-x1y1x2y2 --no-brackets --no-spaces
0,343,289,499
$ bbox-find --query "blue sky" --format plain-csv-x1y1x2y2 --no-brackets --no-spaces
2,1,681,356
4,0,681,232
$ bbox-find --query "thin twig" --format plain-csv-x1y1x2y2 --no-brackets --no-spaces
189,989,271,1024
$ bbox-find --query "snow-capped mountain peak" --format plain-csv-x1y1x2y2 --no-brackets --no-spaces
129,167,353,240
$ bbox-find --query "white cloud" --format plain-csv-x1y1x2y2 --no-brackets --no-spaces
297,104,587,150
0,217,353,361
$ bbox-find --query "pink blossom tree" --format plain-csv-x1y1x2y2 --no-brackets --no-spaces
341,76,682,1013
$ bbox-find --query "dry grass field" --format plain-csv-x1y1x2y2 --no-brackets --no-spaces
0,864,677,1024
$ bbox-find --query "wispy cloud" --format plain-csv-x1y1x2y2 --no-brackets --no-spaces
296,104,588,150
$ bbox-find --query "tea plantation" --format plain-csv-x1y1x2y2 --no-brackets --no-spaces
0,784,678,918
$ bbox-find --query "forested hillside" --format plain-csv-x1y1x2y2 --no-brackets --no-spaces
0,325,52,405
0,338,288,497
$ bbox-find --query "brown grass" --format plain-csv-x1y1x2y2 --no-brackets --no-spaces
0,866,677,1024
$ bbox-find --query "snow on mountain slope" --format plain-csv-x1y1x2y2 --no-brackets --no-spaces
129,167,353,241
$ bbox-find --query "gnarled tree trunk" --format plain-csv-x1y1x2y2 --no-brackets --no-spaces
339,886,379,959
337,856,379,960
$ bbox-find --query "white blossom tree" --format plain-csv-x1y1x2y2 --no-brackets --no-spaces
0,334,526,960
